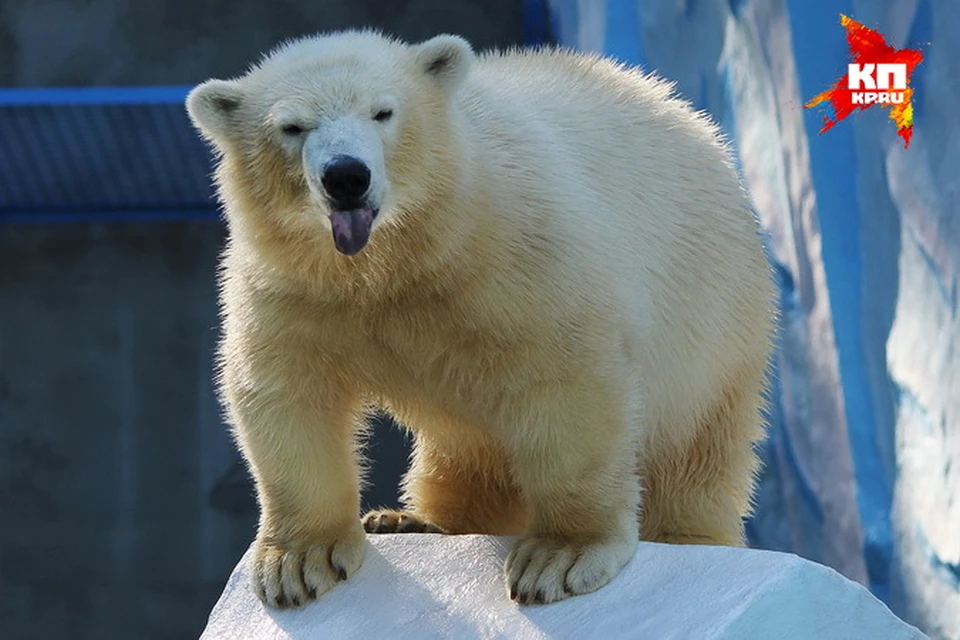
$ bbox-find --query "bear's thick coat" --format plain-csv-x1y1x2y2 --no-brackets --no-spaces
186,30,777,609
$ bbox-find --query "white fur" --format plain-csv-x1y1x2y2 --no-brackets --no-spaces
186,30,777,610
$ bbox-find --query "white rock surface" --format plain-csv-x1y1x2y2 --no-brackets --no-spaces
201,535,925,640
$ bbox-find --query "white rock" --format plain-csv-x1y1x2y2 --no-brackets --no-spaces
202,535,926,640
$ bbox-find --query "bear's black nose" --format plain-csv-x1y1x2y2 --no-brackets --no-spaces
321,155,371,204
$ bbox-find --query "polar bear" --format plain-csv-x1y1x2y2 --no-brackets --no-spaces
185,30,776,609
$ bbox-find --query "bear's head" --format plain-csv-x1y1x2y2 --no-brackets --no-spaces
186,31,473,259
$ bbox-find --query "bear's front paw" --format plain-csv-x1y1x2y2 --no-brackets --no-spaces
362,509,446,534
251,525,366,609
505,535,636,605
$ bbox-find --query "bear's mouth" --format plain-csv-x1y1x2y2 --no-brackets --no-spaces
329,207,377,256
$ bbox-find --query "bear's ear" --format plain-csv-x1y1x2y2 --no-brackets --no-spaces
413,35,473,91
185,79,245,142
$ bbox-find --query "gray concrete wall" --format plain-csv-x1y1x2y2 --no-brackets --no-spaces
0,0,523,86
0,2,527,638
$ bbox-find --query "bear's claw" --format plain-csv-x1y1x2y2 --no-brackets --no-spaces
251,527,366,609
505,535,636,605
361,510,446,534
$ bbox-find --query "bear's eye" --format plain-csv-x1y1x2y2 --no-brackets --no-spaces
373,109,393,123
281,123,305,136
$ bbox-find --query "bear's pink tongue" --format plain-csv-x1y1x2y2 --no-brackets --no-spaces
329,208,374,256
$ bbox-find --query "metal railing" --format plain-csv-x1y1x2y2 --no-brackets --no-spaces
0,87,219,223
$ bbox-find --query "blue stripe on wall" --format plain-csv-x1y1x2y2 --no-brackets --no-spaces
0,86,191,106
604,0,646,67
905,0,931,128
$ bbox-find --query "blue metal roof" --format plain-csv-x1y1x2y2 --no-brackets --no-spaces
0,87,219,222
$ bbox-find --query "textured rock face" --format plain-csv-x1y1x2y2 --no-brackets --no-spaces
545,1,958,637
883,3,960,633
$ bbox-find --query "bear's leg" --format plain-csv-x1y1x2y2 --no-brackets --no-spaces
502,378,642,605
641,378,766,547
226,367,368,609
363,430,527,535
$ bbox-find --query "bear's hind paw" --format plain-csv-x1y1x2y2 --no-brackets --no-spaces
362,509,446,534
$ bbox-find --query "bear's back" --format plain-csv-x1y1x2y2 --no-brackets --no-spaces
463,47,723,155
457,46,745,237
448,46,775,421
453,46,761,290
